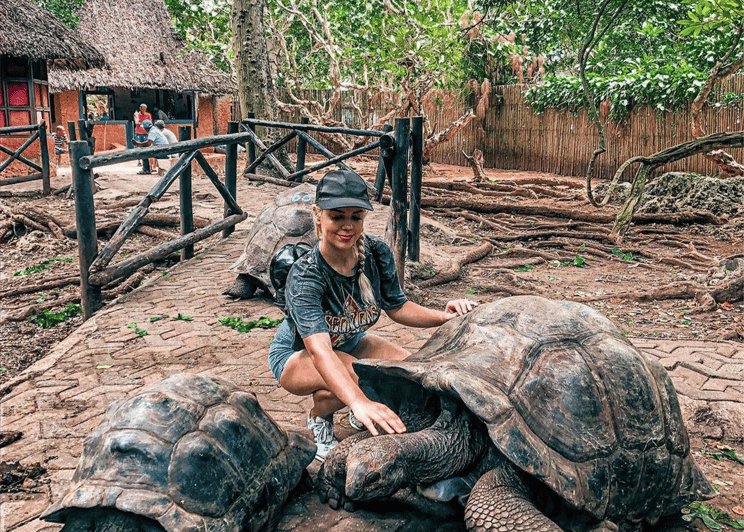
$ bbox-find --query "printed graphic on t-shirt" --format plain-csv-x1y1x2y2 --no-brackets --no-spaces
326,294,380,346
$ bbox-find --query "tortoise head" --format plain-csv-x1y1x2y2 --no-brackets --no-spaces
345,435,406,501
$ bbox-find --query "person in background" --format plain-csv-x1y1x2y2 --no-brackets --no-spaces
133,103,152,174
153,106,168,121
51,125,69,166
268,169,478,461
155,120,178,159
155,120,177,144
132,120,169,176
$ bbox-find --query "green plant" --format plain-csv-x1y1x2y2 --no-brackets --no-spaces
219,316,284,333
175,313,193,321
681,502,744,531
14,257,73,276
611,246,642,262
514,264,534,272
127,323,148,337
28,303,82,328
149,315,170,323
701,444,744,465
560,255,587,268
466,288,476,295
95,364,112,370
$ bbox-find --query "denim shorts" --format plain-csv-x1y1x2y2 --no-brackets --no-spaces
268,319,366,382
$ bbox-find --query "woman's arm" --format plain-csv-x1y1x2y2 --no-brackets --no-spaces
386,299,477,328
302,332,406,436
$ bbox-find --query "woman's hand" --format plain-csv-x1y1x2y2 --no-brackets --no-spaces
350,399,406,436
444,299,479,320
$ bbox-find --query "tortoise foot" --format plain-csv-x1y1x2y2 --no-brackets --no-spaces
223,274,259,299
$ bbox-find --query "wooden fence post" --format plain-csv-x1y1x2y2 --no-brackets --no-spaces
125,121,134,149
390,117,410,287
223,121,239,237
295,116,309,172
374,123,394,200
39,121,50,195
179,126,194,260
408,116,423,262
67,121,77,141
71,140,101,319
247,112,256,165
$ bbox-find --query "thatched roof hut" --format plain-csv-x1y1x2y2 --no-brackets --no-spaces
48,0,234,95
0,0,105,69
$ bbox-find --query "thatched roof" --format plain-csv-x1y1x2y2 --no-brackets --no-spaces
0,0,105,69
48,0,235,95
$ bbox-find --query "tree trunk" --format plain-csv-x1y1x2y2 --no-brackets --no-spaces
230,0,293,173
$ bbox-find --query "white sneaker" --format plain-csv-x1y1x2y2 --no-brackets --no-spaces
348,410,365,431
307,413,338,462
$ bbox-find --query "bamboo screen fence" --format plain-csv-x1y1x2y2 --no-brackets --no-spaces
277,76,744,180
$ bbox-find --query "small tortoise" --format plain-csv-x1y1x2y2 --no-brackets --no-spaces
318,296,713,532
224,183,317,299
42,373,315,532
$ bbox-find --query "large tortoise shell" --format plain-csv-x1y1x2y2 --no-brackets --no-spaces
230,183,317,288
354,296,710,525
42,373,315,532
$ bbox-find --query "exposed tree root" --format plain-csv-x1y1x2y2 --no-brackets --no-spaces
2,271,148,322
0,275,80,299
417,242,493,288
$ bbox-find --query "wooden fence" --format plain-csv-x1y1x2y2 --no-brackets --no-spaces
0,122,51,194
278,75,744,180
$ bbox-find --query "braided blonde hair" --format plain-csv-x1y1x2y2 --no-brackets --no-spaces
313,205,375,305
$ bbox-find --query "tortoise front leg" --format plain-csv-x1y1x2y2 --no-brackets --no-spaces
317,431,373,510
465,463,563,532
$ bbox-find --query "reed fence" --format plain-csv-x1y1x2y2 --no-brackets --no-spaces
278,75,744,180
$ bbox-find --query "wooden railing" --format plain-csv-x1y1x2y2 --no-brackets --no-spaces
72,117,424,319
0,122,51,194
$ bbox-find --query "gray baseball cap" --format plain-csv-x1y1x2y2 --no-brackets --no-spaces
315,169,373,211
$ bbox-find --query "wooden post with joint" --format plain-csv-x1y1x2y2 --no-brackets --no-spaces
408,116,423,262
38,121,51,195
67,121,78,141
70,140,101,319
390,117,410,287
374,123,394,201
295,116,309,173
179,126,194,260
247,112,256,165
223,121,239,237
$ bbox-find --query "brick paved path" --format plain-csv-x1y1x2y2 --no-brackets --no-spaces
1,177,742,532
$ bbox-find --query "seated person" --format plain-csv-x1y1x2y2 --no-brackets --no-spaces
155,120,178,158
132,120,169,175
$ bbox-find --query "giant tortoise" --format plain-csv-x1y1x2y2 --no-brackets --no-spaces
224,183,317,299
42,373,315,532
318,295,713,532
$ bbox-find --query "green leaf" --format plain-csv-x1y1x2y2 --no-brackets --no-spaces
95,364,112,370
702,514,723,531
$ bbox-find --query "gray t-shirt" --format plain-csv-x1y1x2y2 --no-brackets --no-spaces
284,235,407,351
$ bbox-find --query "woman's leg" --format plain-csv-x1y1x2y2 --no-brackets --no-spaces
352,333,410,361
280,348,357,419
280,334,409,419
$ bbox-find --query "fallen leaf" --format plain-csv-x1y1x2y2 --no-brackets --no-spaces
719,302,735,311
733,506,744,516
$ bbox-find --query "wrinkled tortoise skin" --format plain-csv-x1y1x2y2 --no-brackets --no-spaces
348,296,712,529
226,183,317,298
42,373,315,532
